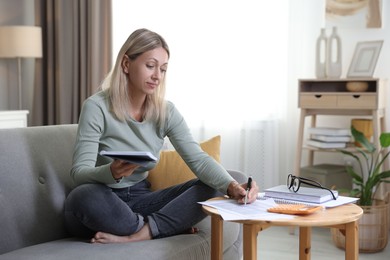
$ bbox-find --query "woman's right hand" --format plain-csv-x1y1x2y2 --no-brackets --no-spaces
110,160,140,180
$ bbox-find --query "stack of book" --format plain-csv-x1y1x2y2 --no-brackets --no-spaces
264,185,339,204
306,127,351,149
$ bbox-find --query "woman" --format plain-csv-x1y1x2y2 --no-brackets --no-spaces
64,28,259,244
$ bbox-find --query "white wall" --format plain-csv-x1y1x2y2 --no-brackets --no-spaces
112,0,289,123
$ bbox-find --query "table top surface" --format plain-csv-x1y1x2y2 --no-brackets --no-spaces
202,198,363,227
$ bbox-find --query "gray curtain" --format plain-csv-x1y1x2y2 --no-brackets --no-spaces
32,0,112,125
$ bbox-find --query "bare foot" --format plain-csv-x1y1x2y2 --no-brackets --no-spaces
91,223,152,244
185,227,199,234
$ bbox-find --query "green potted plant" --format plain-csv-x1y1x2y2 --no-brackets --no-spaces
331,126,390,252
341,126,390,206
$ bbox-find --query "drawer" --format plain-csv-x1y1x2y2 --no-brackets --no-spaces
337,95,376,109
299,94,337,108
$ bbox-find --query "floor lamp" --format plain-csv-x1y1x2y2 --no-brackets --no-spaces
0,26,42,110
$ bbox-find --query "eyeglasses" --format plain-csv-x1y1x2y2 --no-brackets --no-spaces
287,174,337,200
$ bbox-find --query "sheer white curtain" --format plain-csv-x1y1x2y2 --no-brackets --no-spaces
113,0,289,190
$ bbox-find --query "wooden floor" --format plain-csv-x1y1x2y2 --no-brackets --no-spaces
256,226,390,259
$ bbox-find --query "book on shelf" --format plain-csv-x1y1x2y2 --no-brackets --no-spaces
306,139,347,149
311,134,351,143
307,127,350,136
264,185,339,204
100,150,157,166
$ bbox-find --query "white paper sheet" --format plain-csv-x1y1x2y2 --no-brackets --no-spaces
200,194,359,221
199,199,295,221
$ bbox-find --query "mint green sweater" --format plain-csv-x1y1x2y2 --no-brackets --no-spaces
71,91,234,194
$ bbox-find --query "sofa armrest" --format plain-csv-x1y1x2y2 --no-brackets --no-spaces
226,169,247,184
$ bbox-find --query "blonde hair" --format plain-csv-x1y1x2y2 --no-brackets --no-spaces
101,28,169,126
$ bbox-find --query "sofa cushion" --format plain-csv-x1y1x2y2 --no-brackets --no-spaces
147,135,221,191
0,214,241,260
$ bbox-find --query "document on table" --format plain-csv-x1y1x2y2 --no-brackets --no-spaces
317,195,359,207
199,199,295,221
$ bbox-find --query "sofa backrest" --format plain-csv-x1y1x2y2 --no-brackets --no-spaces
0,124,78,254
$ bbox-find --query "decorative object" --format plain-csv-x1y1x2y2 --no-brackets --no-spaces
300,164,352,190
347,40,383,78
346,81,369,92
351,119,373,146
0,26,42,110
315,28,327,78
326,0,382,29
331,126,390,252
326,26,342,78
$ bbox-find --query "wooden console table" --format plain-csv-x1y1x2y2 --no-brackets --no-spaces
295,78,386,175
203,198,363,260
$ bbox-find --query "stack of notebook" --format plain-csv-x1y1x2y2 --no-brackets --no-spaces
264,185,339,204
306,127,351,149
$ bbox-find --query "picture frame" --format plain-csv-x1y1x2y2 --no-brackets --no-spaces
347,40,383,78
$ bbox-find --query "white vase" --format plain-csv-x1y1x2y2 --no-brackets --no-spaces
315,28,327,78
326,27,342,78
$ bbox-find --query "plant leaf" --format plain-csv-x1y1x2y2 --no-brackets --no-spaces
350,189,361,197
339,149,357,158
373,150,390,174
380,132,390,148
345,166,363,184
378,170,390,179
351,126,375,152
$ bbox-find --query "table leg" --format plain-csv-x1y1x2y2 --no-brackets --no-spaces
243,223,258,260
210,214,223,260
345,221,359,260
294,109,306,176
308,114,317,166
299,227,311,260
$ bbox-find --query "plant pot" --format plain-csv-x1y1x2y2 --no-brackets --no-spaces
331,200,389,253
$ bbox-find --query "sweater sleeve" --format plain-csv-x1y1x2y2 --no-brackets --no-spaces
164,102,235,194
70,98,117,185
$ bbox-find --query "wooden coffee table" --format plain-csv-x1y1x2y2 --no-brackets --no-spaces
202,198,363,260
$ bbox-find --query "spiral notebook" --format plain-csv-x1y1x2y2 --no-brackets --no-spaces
263,185,338,204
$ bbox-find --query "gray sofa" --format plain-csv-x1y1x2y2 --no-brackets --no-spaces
0,124,244,260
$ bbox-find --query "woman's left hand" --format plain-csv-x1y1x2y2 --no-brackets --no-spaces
227,179,259,204
110,159,140,180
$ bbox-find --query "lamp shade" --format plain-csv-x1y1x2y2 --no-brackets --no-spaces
0,26,42,58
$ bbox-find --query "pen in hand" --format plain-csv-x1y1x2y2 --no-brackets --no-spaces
244,176,252,205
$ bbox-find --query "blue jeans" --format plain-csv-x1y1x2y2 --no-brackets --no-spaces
64,179,221,239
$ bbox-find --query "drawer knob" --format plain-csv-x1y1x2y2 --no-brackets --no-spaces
353,95,361,98
314,95,322,98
